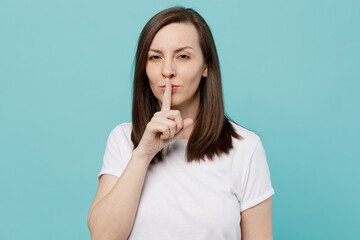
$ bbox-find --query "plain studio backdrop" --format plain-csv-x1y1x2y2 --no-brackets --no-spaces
0,0,359,239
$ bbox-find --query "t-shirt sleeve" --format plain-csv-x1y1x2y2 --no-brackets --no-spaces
97,125,132,183
240,136,275,212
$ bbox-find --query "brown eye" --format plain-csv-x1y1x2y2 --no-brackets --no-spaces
149,56,160,60
178,54,190,59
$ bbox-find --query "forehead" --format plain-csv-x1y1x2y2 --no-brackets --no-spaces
149,22,200,50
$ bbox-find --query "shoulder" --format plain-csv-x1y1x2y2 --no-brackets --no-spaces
227,120,264,161
108,122,134,149
111,122,132,135
229,121,260,145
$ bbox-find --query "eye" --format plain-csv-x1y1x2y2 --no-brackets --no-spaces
178,54,190,60
149,55,161,60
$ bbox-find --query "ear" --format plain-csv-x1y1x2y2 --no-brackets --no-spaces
202,65,208,77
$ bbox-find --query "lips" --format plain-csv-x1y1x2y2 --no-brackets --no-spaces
160,84,180,93
160,84,180,88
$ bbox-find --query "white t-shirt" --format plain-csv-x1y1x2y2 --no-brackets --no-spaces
98,121,275,240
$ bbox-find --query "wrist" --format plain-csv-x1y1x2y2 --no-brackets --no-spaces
132,148,152,165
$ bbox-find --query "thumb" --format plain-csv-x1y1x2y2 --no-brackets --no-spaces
182,118,193,130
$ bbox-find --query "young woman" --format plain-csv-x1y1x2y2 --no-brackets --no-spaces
88,7,275,240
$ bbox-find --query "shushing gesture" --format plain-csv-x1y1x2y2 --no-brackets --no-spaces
135,78,193,163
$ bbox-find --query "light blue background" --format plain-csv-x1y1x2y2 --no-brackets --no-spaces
1,0,359,239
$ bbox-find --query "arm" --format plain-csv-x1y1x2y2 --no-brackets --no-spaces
88,79,193,240
240,197,273,240
87,150,150,240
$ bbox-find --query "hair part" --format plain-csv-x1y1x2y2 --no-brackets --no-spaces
131,6,243,166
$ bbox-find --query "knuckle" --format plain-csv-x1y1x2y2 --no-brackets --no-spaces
151,116,161,122
161,126,168,133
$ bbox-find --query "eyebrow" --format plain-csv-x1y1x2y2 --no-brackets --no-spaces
148,46,194,53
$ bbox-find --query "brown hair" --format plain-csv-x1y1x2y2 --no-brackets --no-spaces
131,6,243,166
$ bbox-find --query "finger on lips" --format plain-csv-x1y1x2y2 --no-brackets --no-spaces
161,78,171,111
157,79,188,139
159,79,178,139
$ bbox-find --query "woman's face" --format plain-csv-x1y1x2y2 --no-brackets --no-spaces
145,22,207,109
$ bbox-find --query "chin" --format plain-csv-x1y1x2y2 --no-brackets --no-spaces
170,99,188,109
169,100,180,107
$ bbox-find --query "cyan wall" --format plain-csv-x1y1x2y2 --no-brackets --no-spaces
1,0,359,239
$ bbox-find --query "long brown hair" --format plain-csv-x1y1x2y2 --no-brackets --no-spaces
131,6,242,165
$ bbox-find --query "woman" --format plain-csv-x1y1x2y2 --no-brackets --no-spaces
88,6,275,240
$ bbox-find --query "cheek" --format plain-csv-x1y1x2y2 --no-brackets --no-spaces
145,66,162,99
179,64,203,87
146,66,156,87
145,65,155,83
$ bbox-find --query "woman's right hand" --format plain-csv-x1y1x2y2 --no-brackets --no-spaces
134,78,193,163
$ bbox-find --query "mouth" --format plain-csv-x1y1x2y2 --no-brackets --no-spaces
160,84,180,93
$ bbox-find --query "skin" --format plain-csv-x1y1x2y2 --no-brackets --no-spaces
88,22,273,240
145,22,208,140
241,197,273,240
142,22,274,239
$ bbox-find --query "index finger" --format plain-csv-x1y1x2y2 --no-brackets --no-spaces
161,78,171,111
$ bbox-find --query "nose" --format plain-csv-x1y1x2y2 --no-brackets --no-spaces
161,59,175,79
